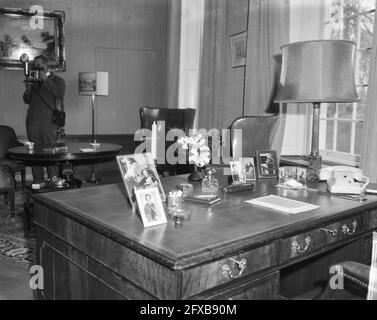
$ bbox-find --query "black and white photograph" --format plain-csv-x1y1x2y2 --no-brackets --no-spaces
135,187,167,228
256,150,278,179
241,157,256,182
229,160,245,183
1,0,377,304
117,153,165,208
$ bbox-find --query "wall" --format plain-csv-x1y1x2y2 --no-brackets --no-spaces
0,0,168,136
222,0,249,128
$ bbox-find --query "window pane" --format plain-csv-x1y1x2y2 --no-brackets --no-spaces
338,103,354,119
344,0,359,17
360,12,374,48
355,122,363,154
327,103,336,117
336,121,352,153
360,0,376,13
357,86,367,120
344,16,358,41
326,120,334,150
330,1,344,39
357,49,371,85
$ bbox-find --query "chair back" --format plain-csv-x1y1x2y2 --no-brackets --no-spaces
140,107,196,133
0,125,22,160
229,115,280,159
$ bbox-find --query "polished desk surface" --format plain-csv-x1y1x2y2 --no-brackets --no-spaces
33,174,377,270
7,142,122,162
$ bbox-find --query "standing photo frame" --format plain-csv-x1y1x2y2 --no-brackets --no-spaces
256,150,278,179
135,187,167,228
117,153,166,211
229,31,247,68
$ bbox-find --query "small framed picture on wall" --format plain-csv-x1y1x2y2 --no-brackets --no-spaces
229,31,247,67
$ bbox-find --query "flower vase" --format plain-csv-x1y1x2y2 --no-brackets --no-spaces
188,164,204,182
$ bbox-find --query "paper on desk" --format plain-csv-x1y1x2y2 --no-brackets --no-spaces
245,195,319,214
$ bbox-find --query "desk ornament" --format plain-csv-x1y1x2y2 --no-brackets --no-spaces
177,133,211,182
201,167,219,195
167,189,191,225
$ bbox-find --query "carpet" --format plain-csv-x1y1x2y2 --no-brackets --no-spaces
0,191,36,269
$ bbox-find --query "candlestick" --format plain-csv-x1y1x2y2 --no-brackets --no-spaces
151,121,157,160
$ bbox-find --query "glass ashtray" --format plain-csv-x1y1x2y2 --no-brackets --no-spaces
169,208,191,225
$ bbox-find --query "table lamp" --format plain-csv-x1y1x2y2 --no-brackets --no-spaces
274,40,360,182
78,71,109,146
78,71,109,183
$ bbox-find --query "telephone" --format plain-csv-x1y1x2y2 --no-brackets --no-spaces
319,166,369,194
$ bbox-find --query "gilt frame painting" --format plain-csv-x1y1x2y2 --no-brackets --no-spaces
0,7,65,71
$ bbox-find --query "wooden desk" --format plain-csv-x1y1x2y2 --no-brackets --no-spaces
32,175,377,299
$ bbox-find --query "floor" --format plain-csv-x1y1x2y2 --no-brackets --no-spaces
0,258,35,300
0,166,123,300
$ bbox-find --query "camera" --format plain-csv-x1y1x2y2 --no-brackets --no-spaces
20,54,43,83
27,68,43,82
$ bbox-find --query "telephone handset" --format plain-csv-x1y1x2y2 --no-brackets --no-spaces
319,166,369,194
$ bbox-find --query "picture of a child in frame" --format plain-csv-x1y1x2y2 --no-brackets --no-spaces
135,187,167,228
143,193,158,222
242,158,256,182
230,161,244,183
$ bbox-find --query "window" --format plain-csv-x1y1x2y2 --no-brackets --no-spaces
320,0,375,165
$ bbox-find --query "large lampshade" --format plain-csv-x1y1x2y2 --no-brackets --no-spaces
274,40,360,104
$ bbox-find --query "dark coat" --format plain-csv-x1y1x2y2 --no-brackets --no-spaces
23,73,65,128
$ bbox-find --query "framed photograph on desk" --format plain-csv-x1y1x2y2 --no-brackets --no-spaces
116,153,166,211
256,150,278,179
135,187,167,228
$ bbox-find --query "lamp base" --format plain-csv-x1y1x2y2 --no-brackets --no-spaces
86,164,101,184
306,152,322,183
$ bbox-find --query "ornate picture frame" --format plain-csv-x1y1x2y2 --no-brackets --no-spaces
256,150,278,179
0,7,66,71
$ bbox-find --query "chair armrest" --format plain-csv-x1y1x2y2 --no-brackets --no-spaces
335,261,370,289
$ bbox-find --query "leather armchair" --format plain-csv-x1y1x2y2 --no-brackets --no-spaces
229,115,281,159
0,125,25,189
316,261,372,300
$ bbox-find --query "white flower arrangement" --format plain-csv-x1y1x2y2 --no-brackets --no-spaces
178,133,211,167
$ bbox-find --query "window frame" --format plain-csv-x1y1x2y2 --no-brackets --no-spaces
319,0,375,166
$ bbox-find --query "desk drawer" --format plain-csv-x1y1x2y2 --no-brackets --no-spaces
280,215,364,262
181,243,278,299
215,272,279,300
365,209,377,231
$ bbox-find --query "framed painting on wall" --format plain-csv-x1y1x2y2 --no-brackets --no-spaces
229,31,247,68
0,7,65,71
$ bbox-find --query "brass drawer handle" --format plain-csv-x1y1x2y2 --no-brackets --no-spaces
221,258,247,279
292,236,311,254
321,227,338,237
342,220,358,235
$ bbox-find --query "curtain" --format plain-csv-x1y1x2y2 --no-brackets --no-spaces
165,0,182,109
198,0,228,130
244,0,290,116
360,12,377,183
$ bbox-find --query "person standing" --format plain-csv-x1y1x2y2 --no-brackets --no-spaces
23,55,66,184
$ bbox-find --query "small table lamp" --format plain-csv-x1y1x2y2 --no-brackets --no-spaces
78,71,109,183
78,71,109,146
274,40,360,182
